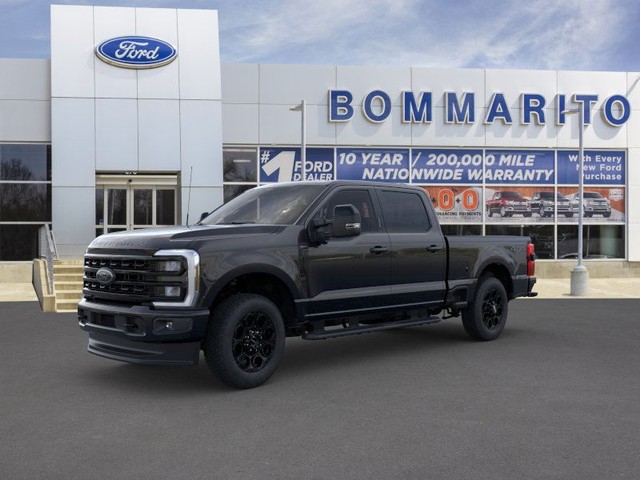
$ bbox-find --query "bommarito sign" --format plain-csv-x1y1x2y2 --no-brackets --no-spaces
328,90,631,127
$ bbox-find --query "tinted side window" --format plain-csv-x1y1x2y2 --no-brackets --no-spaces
314,189,378,233
379,190,430,233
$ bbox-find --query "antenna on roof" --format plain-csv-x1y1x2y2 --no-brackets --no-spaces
185,166,193,226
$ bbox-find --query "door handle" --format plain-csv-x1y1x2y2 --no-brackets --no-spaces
426,244,443,253
370,246,389,254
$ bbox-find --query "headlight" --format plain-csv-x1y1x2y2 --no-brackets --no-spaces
506,200,515,206
157,259,183,272
153,250,200,308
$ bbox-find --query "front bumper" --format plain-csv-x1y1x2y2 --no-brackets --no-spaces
585,206,611,213
505,206,531,213
78,299,210,365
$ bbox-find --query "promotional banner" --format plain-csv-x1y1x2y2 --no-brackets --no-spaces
557,150,625,185
421,186,482,223
260,147,334,183
484,150,554,184
528,188,577,221
484,187,538,223
557,187,625,222
411,149,483,184
336,148,410,183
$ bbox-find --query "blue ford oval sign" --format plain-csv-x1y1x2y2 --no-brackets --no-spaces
95,36,177,69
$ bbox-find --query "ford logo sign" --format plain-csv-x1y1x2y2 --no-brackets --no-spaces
95,36,177,69
95,267,116,285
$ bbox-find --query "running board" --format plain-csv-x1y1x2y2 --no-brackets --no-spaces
302,316,441,341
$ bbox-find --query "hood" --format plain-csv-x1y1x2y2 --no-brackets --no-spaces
87,224,288,255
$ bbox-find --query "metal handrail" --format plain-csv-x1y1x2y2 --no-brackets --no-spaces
38,224,58,294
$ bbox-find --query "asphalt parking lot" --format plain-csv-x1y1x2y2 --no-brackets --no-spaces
1,299,639,480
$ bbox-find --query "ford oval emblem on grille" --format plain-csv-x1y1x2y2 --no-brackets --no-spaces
95,267,116,285
95,36,177,69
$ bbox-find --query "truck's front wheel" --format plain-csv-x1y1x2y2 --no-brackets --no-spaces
204,294,285,389
462,276,508,341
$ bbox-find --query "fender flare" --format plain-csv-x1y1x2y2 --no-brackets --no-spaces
203,263,303,308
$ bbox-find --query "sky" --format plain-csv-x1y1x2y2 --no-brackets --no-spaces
1,0,639,72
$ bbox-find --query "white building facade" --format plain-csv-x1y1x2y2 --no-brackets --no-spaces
0,4,639,275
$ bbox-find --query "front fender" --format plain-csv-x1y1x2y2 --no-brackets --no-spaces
201,260,303,308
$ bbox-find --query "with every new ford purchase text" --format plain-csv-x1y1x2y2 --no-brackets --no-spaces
78,181,537,388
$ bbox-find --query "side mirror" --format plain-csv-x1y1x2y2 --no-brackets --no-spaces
308,218,331,245
332,204,361,237
199,212,209,222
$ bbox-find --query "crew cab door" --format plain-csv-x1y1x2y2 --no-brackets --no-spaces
376,188,447,307
303,187,391,318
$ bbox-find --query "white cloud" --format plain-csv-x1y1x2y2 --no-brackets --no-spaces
0,0,635,70
219,0,633,71
220,0,418,62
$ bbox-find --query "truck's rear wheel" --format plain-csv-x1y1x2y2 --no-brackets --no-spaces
204,294,285,389
462,276,508,341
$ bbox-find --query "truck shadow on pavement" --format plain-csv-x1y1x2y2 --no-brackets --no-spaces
278,321,525,378
80,320,527,392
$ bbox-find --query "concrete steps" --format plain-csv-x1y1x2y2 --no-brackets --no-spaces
53,260,84,313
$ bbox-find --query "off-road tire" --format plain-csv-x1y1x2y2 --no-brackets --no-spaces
204,294,285,389
462,276,509,341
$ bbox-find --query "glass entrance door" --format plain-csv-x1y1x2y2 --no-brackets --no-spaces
95,175,178,236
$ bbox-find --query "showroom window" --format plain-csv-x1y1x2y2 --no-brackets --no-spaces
440,225,482,236
223,147,258,202
0,144,52,261
557,225,625,259
222,145,626,260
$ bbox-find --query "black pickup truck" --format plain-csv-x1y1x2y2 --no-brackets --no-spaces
78,181,537,388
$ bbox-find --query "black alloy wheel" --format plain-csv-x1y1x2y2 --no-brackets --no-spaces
204,294,285,389
481,287,504,330
232,312,276,373
462,276,508,341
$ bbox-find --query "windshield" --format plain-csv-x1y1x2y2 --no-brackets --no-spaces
201,183,327,225
501,191,522,199
539,192,568,200
584,192,604,199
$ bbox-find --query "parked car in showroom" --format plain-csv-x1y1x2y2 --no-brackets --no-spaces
567,191,612,218
486,191,532,218
530,191,578,218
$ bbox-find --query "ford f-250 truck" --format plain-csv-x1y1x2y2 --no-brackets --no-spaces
78,181,537,389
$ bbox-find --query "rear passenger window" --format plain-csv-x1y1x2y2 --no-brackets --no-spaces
379,190,430,233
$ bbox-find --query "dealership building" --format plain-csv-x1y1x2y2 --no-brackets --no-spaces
1,4,639,282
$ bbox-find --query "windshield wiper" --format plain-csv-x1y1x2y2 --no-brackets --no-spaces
219,221,256,225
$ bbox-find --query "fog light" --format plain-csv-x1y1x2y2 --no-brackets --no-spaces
153,318,192,334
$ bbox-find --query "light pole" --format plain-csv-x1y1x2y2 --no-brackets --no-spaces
289,100,306,181
562,104,588,295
